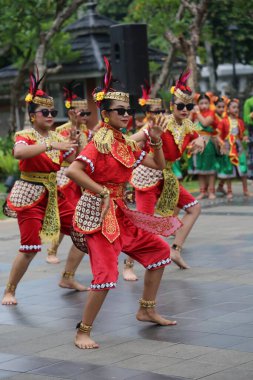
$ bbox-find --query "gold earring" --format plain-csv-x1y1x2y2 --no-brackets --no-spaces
104,117,109,123
30,116,35,123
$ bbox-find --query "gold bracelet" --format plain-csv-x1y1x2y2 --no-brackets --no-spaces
99,186,110,199
150,139,163,150
44,140,52,152
149,138,162,146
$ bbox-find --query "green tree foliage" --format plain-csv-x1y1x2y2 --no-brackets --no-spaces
126,0,253,67
203,0,253,66
97,0,132,22
0,0,79,69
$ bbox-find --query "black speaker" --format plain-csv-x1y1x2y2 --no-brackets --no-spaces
110,24,149,100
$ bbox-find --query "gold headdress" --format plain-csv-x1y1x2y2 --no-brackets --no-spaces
25,68,54,108
138,81,162,107
92,57,129,106
64,81,88,109
170,70,193,104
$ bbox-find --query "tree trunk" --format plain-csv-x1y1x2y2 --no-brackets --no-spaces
22,0,85,128
186,47,198,93
204,41,217,93
9,53,32,133
151,47,176,97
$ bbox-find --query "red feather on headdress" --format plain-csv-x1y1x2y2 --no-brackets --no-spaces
103,56,112,93
63,81,79,101
141,80,151,100
26,66,46,101
175,70,192,93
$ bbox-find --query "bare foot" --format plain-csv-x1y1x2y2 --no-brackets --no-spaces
46,255,60,264
196,192,207,200
227,192,233,200
59,278,89,292
2,292,17,305
170,249,190,269
136,308,177,326
216,186,227,195
75,330,99,349
208,193,216,200
123,266,138,281
244,191,253,197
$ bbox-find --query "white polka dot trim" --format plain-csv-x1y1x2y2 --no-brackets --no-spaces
90,282,117,290
77,155,95,173
63,148,75,158
20,245,42,251
146,257,171,270
15,141,28,146
183,200,198,210
133,151,146,168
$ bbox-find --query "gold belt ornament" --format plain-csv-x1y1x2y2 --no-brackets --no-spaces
155,162,179,216
61,161,70,168
20,171,60,243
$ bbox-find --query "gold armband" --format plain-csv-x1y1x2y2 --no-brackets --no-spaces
99,186,110,199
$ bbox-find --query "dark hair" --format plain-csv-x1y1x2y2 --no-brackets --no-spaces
93,84,129,120
227,99,239,108
197,93,210,103
214,97,225,105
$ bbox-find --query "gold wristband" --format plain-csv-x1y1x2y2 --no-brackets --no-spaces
99,186,110,199
45,140,52,152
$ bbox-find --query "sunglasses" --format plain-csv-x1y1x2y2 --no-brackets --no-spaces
79,111,91,117
148,110,166,115
174,103,194,111
107,108,135,116
34,109,58,117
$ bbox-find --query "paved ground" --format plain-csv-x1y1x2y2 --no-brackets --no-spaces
0,184,253,380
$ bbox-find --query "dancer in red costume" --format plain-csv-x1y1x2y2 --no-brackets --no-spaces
131,72,205,269
67,58,180,349
46,82,92,264
2,71,86,305
123,83,165,281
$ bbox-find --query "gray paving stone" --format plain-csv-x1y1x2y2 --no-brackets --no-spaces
114,354,182,371
153,359,232,379
1,193,253,380
197,367,253,380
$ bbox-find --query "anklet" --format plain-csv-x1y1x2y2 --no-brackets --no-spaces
6,283,16,293
47,249,57,256
172,244,182,253
76,321,92,333
62,271,75,279
139,298,156,308
124,259,134,268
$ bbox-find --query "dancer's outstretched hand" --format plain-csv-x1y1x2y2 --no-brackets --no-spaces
148,115,167,140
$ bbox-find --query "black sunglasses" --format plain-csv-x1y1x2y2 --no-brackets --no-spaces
175,103,194,111
34,109,58,117
107,108,135,116
148,110,166,115
79,111,91,117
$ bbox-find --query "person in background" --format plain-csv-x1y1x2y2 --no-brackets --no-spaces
46,82,92,265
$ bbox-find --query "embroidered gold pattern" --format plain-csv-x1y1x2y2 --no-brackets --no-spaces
15,128,63,165
165,114,196,152
93,125,138,167
156,163,179,216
